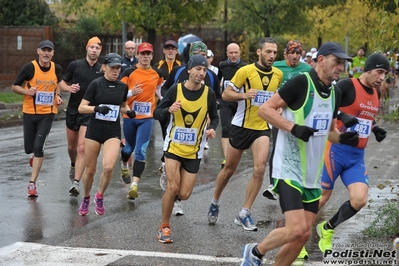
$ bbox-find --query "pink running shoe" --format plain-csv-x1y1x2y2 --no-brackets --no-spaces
94,193,105,216
79,197,90,216
27,182,38,197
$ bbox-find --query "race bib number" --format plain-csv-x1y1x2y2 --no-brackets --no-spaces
35,91,54,106
347,118,372,138
95,104,120,122
251,91,274,106
172,127,197,145
133,101,151,116
311,112,332,136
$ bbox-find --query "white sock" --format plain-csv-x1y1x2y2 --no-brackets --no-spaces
239,208,250,218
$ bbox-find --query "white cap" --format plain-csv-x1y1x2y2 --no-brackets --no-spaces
306,52,312,57
312,52,318,61
310,47,317,53
207,49,214,57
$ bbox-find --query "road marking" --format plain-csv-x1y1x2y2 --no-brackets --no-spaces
0,242,242,264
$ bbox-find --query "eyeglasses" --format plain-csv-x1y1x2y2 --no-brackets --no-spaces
125,47,136,50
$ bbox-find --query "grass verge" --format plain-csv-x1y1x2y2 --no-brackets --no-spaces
0,92,23,104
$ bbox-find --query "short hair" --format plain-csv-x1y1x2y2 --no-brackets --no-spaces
258,37,277,50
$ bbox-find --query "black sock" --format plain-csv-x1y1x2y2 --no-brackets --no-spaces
252,245,263,260
174,195,181,202
29,181,35,184
327,200,359,229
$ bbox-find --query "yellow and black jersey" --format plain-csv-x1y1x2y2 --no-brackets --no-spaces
230,62,283,130
164,83,210,159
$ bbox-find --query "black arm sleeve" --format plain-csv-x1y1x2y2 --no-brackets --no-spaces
207,89,219,130
62,61,78,83
161,66,179,96
154,85,178,120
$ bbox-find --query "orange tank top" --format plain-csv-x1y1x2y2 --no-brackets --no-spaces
23,60,58,114
337,78,379,148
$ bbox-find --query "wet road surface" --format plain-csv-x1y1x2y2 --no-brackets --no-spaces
0,102,398,265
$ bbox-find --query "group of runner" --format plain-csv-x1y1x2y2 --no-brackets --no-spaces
12,36,390,266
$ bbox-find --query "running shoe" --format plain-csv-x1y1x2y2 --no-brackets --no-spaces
69,180,80,197
297,246,309,259
127,184,138,199
221,159,226,169
172,201,184,216
27,182,38,197
157,226,173,243
69,166,75,182
79,197,90,216
317,221,334,253
121,165,131,184
262,184,278,200
234,212,258,231
207,203,219,225
159,163,167,191
94,193,105,216
29,154,34,167
241,243,262,266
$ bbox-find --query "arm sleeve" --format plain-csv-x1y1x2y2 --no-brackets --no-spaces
161,66,179,96
207,89,219,130
56,64,63,83
13,63,34,85
154,85,177,121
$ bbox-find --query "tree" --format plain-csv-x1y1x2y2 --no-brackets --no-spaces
0,0,58,26
59,0,219,43
224,0,347,38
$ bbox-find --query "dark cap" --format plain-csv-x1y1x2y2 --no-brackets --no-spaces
317,42,352,62
187,54,208,70
38,40,54,50
163,40,178,49
103,53,122,66
364,53,390,72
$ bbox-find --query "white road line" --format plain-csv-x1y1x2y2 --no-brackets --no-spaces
0,242,242,264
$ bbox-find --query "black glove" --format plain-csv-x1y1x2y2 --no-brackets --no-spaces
94,105,111,115
290,124,319,142
339,132,359,146
372,126,386,142
126,110,136,119
337,112,359,128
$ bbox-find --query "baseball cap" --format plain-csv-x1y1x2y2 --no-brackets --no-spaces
103,53,122,66
86,36,102,49
187,54,208,70
38,40,54,50
286,40,303,54
317,42,352,61
207,49,214,58
189,41,207,57
163,40,178,49
363,53,390,72
306,52,312,57
312,52,318,62
310,47,317,53
137,42,153,53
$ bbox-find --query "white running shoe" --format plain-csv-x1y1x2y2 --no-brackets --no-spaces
172,200,184,216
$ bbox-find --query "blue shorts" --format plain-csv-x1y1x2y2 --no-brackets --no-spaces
321,142,368,190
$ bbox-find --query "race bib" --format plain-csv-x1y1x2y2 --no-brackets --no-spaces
35,91,54,106
311,112,332,136
347,118,372,138
95,104,120,122
133,101,151,116
172,127,198,145
251,91,274,106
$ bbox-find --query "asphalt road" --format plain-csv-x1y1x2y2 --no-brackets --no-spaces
0,110,398,265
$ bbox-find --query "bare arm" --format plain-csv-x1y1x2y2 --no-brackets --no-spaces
58,80,80,93
120,101,129,114
258,92,295,132
78,99,95,114
222,85,258,102
11,84,36,96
